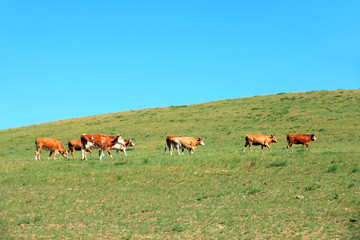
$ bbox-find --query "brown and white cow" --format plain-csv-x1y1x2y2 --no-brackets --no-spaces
81,134,125,160
67,139,93,158
286,134,316,152
35,137,68,161
164,136,204,155
100,139,135,157
243,134,278,152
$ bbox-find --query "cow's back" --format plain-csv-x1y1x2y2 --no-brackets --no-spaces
287,134,305,143
68,139,82,150
175,137,198,147
36,137,63,150
246,135,267,145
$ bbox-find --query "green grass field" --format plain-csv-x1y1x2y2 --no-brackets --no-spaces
0,89,359,239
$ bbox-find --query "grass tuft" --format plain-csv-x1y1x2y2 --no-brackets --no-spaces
327,165,338,173
269,160,287,167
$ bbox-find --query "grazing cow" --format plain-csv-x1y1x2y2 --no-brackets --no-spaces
100,139,135,157
164,136,204,155
67,139,93,158
286,134,316,152
243,135,278,152
81,134,125,160
35,137,68,161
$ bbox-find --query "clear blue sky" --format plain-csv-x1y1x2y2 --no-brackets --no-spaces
1,0,359,130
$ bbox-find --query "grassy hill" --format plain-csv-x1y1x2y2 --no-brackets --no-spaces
0,89,359,239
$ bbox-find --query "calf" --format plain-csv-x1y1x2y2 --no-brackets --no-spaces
101,139,135,157
286,134,316,152
81,134,125,160
243,135,278,152
35,137,68,161
67,139,93,158
164,136,204,155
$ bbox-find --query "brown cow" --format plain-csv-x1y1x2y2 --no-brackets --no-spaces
243,135,278,152
164,136,204,155
35,137,68,161
101,139,135,157
67,139,93,158
286,134,316,152
81,134,125,160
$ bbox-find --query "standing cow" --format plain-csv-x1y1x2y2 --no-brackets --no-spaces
243,134,278,152
81,134,125,160
35,137,68,161
286,134,316,152
164,136,204,155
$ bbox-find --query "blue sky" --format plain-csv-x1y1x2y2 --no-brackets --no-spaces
1,0,359,130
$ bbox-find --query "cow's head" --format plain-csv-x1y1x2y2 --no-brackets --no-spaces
311,134,316,141
197,138,205,146
62,150,69,159
270,135,278,143
127,139,135,147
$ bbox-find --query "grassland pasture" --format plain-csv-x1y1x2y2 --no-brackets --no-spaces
0,90,359,239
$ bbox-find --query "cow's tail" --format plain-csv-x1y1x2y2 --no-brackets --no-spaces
286,134,290,143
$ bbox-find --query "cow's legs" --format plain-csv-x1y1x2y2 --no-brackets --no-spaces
35,150,40,161
99,148,108,160
104,150,113,158
243,143,248,152
187,147,194,155
99,149,105,160
176,144,182,155
70,149,75,158
88,148,93,157
48,151,53,160
249,143,252,152
123,149,127,156
99,149,104,160
99,150,108,158
287,143,293,152
81,149,87,160
306,144,311,151
266,144,271,152
169,144,173,155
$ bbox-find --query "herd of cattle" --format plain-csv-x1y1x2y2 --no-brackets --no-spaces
34,133,317,161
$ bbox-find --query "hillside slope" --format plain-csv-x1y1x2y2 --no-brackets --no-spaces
0,89,359,239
